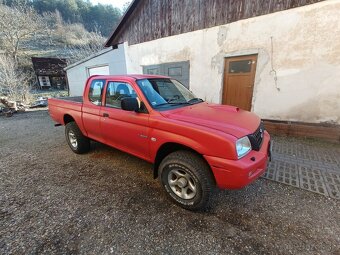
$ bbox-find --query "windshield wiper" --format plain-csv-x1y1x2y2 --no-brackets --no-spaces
187,98,204,104
167,95,180,103
169,102,191,105
154,103,170,107
154,102,191,108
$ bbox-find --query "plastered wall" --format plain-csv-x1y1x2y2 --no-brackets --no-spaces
124,1,340,124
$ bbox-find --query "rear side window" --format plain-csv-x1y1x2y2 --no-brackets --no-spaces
89,79,105,105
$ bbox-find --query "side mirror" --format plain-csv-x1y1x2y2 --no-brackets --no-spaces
121,97,139,112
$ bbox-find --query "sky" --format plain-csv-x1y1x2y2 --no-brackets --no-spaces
89,0,130,10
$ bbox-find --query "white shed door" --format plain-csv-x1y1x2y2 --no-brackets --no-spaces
88,65,110,76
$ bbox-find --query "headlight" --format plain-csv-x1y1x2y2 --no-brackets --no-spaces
236,136,252,159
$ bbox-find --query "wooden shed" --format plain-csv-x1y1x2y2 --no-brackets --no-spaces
31,57,67,90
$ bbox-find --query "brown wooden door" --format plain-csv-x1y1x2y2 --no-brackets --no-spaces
222,55,257,111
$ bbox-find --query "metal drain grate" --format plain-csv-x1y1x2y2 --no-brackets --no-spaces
275,162,300,187
324,182,340,199
263,162,276,180
322,171,340,185
299,167,328,196
261,136,340,199
263,159,340,199
322,171,340,199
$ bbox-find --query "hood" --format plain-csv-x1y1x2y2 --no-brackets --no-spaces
160,103,261,138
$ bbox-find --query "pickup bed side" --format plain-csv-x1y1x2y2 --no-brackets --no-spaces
48,98,88,136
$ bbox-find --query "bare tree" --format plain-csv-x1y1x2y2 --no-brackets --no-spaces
0,54,31,102
63,29,105,64
41,10,63,46
0,3,45,61
41,11,106,64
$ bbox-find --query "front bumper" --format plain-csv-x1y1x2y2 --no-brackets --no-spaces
204,131,271,190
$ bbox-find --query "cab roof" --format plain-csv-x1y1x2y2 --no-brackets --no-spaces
88,74,170,81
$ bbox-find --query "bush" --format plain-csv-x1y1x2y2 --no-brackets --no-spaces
0,55,32,102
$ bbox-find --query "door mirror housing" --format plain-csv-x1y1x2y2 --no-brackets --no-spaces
121,97,139,112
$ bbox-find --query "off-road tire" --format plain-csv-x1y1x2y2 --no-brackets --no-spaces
65,122,90,154
159,150,215,211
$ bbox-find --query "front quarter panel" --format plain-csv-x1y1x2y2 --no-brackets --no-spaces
149,116,238,162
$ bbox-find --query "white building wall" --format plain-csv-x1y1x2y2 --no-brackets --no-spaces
124,1,340,124
67,44,127,96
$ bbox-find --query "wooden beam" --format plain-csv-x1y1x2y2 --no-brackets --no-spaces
263,120,340,143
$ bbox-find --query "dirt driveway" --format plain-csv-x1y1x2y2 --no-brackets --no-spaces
1,110,339,255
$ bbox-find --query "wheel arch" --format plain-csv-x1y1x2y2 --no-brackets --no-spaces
63,114,75,125
153,142,212,180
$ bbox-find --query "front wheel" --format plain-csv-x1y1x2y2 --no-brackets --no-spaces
65,122,90,154
159,151,215,211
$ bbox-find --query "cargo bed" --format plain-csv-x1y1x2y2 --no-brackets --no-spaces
57,96,83,103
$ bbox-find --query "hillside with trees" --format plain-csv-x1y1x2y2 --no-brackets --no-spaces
0,0,126,103
2,0,122,36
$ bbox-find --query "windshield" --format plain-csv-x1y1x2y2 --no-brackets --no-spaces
136,78,203,109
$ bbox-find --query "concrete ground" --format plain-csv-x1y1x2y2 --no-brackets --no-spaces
0,110,339,255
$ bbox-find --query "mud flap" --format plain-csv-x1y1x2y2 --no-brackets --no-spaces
268,140,273,162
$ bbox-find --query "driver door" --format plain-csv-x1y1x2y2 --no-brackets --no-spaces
100,81,150,161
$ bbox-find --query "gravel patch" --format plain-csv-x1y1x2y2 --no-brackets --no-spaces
0,111,339,255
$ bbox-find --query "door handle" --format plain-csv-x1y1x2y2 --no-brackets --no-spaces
103,113,109,117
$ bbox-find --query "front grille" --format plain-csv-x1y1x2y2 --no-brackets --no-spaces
248,122,265,151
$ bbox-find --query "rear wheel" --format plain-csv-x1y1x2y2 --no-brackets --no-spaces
159,150,215,211
65,122,90,154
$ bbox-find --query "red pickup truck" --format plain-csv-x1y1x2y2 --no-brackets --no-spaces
49,75,271,210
